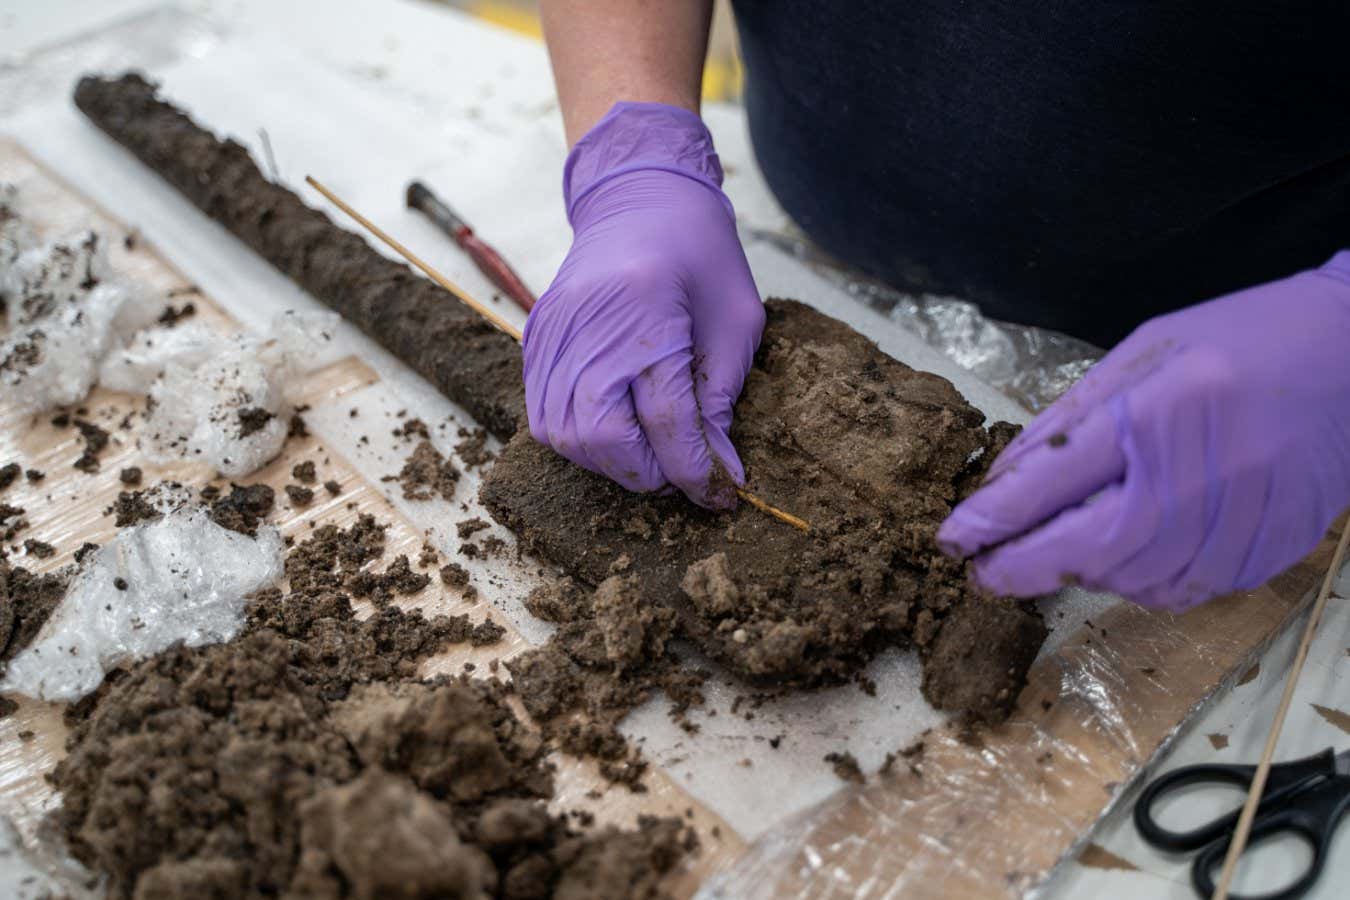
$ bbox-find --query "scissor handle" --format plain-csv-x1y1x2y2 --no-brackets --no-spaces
1134,749,1336,851
1191,779,1350,900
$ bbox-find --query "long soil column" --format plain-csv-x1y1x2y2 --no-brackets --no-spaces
73,73,525,440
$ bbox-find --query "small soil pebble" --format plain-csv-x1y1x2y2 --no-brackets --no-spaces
322,479,341,496
284,484,314,507
287,413,308,438
74,542,99,563
291,460,316,483
0,463,19,491
113,577,128,591
72,418,110,473
0,697,16,719
118,466,142,486
209,483,275,536
155,301,196,326
456,517,490,540
438,562,470,589
24,469,44,483
236,406,273,438
825,751,865,784
470,619,506,646
23,539,55,559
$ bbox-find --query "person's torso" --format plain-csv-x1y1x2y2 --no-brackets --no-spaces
731,0,1350,346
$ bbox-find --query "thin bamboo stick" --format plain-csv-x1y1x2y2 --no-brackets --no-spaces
305,175,811,533
1210,517,1350,900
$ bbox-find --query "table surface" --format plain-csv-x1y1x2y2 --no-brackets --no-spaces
2,3,1348,898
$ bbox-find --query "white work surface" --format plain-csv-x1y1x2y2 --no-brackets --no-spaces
2,3,1348,898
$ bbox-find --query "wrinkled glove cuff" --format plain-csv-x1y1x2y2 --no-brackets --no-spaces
562,101,731,225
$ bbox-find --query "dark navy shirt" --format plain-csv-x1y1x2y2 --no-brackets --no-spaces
731,1,1350,346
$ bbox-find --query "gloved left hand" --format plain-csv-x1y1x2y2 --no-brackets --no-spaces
938,252,1350,611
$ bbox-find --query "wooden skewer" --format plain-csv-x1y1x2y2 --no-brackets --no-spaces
1210,516,1350,900
305,175,811,533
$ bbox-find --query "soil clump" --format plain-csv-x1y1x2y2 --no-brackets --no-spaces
506,575,705,789
393,439,460,502
485,300,1044,723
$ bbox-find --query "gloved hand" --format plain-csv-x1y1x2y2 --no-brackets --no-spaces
938,252,1350,611
523,102,765,508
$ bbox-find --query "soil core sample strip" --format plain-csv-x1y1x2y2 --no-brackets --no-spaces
484,300,1046,722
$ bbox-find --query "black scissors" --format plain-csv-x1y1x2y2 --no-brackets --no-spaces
1133,747,1350,899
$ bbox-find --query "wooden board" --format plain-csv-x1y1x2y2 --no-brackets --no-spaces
0,139,1336,899
0,140,743,896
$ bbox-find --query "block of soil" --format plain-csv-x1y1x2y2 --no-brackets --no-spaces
73,73,524,439
483,299,1046,722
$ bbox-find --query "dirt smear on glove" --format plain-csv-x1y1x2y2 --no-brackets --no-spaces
485,300,1044,723
49,515,695,900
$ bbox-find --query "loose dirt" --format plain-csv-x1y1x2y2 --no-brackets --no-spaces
50,514,694,899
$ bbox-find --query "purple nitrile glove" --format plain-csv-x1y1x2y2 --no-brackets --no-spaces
938,252,1350,612
523,102,765,508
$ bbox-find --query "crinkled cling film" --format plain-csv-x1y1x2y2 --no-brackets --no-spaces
748,229,1103,413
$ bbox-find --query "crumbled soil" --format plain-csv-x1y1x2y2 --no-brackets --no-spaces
108,488,161,528
236,406,274,438
824,751,864,784
25,469,43,483
285,483,315,507
209,483,275,536
72,418,109,473
458,517,490,540
392,439,460,502
75,73,525,440
22,539,55,559
323,479,341,496
1,555,68,671
393,418,430,441
506,575,704,790
456,427,495,468
439,562,470,589
156,301,196,326
49,514,694,900
0,503,26,541
484,299,1044,723
118,466,142,486
292,460,316,483
0,462,18,491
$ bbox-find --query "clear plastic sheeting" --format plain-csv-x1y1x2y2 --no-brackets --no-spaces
696,574,1325,899
749,230,1104,413
1,487,284,702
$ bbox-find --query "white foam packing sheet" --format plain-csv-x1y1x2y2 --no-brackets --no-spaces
2,27,1114,841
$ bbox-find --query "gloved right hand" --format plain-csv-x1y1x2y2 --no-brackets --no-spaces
523,102,766,508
